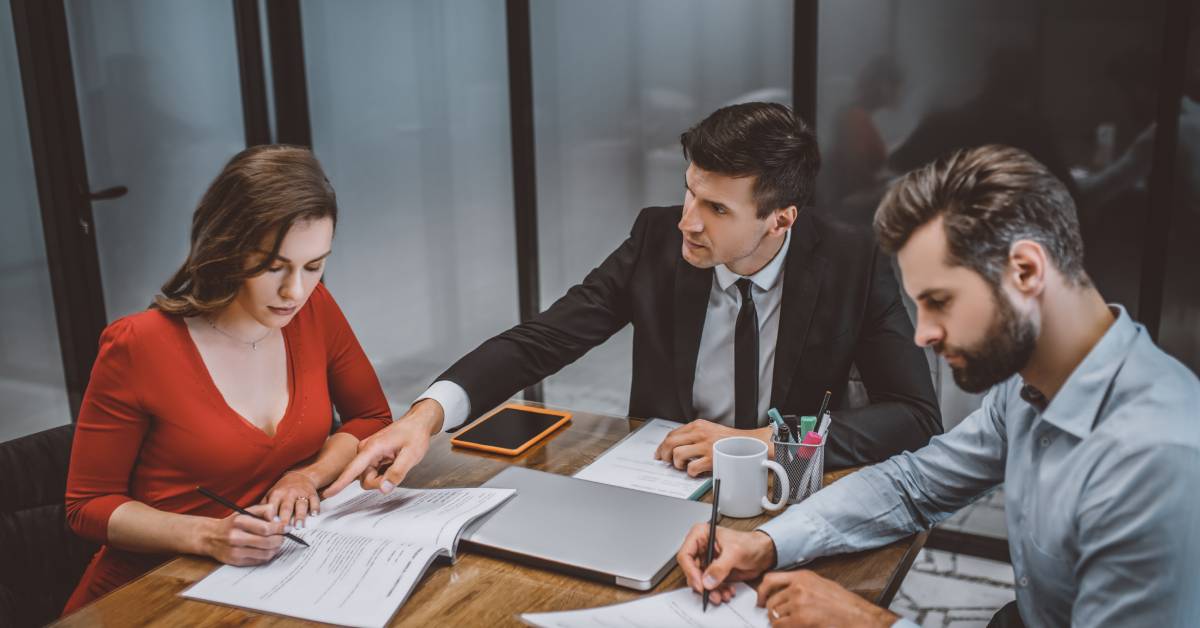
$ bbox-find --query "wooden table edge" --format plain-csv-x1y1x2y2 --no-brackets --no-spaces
875,529,929,607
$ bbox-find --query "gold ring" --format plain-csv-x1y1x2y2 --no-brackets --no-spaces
771,608,781,619
296,497,309,502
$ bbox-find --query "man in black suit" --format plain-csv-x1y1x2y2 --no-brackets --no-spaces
328,102,940,496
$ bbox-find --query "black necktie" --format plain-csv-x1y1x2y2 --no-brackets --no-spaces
734,278,759,429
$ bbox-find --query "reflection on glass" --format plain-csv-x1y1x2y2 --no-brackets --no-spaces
302,0,519,407
1158,7,1200,373
531,0,793,414
1,0,72,440
65,0,246,321
818,0,1167,430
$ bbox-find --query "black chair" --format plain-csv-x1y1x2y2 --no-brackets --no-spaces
0,424,98,628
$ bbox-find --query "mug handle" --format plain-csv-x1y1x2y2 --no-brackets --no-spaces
760,459,789,511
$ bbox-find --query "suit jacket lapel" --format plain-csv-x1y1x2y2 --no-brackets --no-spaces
674,256,711,418
771,210,826,408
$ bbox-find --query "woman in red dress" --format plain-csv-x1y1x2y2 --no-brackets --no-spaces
62,145,393,614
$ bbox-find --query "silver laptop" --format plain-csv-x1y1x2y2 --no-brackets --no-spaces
460,466,712,590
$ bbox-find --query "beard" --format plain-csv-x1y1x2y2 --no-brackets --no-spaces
937,288,1038,393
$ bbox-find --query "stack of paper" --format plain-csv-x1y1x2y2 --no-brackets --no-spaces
183,484,514,627
574,418,713,500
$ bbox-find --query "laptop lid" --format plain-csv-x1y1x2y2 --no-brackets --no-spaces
460,466,712,590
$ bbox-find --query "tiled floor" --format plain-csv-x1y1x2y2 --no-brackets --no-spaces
889,489,1014,627
889,548,1015,627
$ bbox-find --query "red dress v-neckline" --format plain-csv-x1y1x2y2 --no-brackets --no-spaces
175,316,297,442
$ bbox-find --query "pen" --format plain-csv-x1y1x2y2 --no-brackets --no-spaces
769,408,793,462
783,415,800,443
196,486,310,547
815,389,832,425
817,412,832,440
702,479,721,613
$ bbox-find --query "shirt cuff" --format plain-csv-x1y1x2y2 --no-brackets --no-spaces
892,618,919,628
416,380,471,431
756,507,828,568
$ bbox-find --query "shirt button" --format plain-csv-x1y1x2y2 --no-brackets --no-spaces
1019,576,1029,587
1040,437,1051,447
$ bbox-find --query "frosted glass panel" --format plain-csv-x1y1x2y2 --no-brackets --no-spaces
302,0,518,408
817,0,1167,428
0,0,72,441
1158,7,1200,374
531,0,793,415
65,0,246,320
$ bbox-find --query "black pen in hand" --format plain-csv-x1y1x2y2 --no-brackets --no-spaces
196,486,310,547
702,479,721,612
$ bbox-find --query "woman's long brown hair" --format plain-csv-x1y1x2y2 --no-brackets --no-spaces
153,145,337,317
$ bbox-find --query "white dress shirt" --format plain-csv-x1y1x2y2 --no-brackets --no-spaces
419,230,790,431
691,229,789,427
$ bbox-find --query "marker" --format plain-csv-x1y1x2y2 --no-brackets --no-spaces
799,415,817,438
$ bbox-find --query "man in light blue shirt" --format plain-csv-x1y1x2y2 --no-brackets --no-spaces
676,145,1200,627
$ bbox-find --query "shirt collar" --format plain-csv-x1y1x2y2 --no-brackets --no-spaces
714,228,791,293
1025,304,1140,439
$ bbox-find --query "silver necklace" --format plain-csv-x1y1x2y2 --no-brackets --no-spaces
206,316,272,350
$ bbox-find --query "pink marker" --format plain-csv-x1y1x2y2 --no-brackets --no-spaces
797,431,822,459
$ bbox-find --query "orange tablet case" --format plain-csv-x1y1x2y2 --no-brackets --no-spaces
450,403,572,456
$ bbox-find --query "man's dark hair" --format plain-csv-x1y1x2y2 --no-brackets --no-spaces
680,102,821,218
874,144,1090,288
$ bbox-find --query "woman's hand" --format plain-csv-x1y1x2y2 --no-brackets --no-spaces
199,504,287,566
263,470,321,528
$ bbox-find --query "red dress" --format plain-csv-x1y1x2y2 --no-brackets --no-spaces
62,283,392,614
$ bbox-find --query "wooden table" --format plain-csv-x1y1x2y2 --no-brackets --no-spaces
56,405,927,627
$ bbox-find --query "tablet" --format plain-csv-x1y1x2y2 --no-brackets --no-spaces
450,404,572,456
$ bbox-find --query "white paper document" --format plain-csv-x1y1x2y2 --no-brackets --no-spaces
183,485,514,627
521,583,768,627
574,418,713,500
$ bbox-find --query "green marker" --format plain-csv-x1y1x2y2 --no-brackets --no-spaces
799,415,817,437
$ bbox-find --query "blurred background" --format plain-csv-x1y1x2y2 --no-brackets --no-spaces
3,1,1197,623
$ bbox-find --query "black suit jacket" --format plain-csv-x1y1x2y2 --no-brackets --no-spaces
439,206,942,467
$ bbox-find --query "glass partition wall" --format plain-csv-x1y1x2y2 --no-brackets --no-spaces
8,0,1194,461
0,0,72,441
531,0,794,415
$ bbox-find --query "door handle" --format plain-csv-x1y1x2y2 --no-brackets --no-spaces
88,185,128,201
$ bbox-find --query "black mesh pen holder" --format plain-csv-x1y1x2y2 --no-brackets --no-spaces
769,438,825,505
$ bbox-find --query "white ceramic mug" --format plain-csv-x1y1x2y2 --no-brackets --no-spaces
712,437,789,518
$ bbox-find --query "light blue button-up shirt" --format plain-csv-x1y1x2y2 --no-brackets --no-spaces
759,306,1200,626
